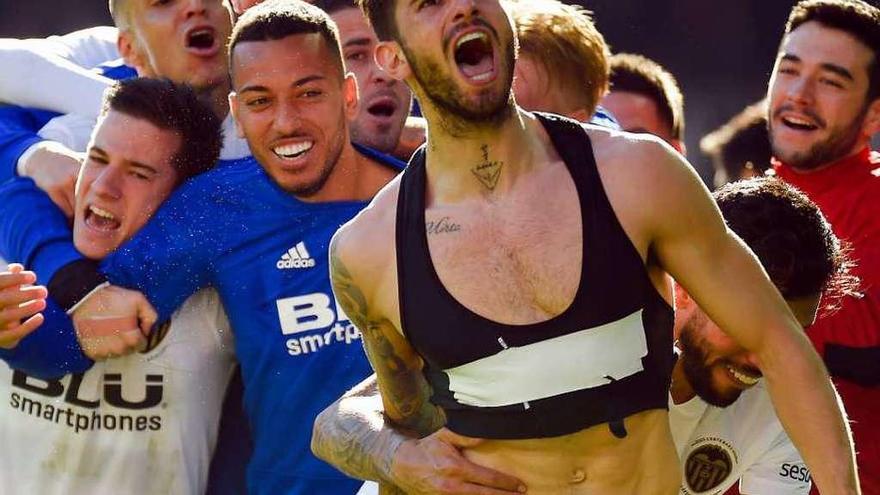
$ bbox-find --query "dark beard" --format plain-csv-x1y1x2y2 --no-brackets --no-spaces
770,107,866,170
399,30,516,136
678,328,742,408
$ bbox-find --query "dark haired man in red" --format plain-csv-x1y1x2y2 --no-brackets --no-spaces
767,0,880,492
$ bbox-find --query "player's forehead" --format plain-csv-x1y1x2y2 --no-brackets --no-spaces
232,33,340,89
92,110,179,171
332,6,372,35
779,21,874,81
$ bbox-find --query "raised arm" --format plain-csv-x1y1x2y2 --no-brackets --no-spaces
622,138,858,494
0,28,116,117
324,232,525,495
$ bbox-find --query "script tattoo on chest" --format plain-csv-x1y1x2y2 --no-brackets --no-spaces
426,216,461,235
471,144,503,190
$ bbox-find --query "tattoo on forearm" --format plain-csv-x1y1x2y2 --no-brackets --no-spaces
311,394,407,484
471,144,503,190
426,216,461,235
327,241,446,485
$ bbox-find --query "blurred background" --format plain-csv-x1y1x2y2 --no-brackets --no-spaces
0,0,802,184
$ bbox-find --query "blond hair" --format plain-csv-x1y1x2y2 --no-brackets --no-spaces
506,0,610,116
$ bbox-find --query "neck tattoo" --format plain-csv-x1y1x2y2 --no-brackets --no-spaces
471,144,504,191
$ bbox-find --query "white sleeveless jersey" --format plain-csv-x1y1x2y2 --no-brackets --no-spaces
0,289,235,495
669,381,812,495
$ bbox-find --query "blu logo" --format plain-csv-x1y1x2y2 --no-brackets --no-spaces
12,371,164,410
276,292,349,335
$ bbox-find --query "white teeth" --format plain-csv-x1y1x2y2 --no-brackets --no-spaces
90,205,116,220
783,116,816,127
456,32,487,49
471,72,493,82
727,365,760,386
273,142,314,159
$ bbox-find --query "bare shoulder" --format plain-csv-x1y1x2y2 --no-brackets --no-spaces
584,125,698,191
583,125,714,243
331,173,403,300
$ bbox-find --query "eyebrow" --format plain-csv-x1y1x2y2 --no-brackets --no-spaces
343,37,371,49
129,161,160,176
88,146,108,159
239,74,327,94
781,53,855,81
89,145,159,176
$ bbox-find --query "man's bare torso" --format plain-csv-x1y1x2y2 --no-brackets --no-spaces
350,120,680,494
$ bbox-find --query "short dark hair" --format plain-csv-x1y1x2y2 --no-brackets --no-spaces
100,78,223,186
714,177,858,309
786,0,880,100
312,0,359,15
229,0,344,77
701,100,772,187
609,53,684,141
356,0,397,41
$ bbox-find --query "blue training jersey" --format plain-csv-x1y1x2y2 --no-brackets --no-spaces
101,145,404,494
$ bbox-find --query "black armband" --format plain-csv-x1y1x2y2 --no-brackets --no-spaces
48,259,109,312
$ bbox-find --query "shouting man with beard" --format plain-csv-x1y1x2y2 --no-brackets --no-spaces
323,0,860,494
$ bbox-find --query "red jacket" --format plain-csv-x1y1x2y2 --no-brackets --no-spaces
774,148,880,494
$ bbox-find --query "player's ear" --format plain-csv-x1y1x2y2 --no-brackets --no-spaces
342,72,360,121
375,41,410,82
228,92,245,138
117,31,150,77
861,97,880,137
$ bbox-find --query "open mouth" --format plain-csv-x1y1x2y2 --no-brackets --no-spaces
725,364,761,387
84,205,121,232
186,27,217,55
273,141,314,161
367,99,397,118
453,31,496,83
780,115,820,131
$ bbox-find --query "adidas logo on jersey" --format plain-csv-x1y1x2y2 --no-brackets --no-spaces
277,241,316,269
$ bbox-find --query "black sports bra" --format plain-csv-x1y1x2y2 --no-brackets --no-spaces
395,113,674,439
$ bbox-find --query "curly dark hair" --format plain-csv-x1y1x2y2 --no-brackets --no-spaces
714,177,859,312
101,77,223,186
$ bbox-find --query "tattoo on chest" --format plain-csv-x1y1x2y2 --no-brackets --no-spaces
426,216,461,235
471,144,503,190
